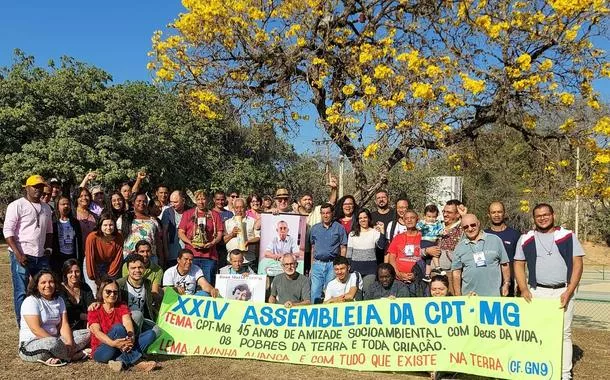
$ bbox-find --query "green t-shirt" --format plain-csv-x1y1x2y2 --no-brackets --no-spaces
122,261,163,285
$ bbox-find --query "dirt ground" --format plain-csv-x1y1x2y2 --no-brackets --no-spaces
0,246,609,379
582,241,610,266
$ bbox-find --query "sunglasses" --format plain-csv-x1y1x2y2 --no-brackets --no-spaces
104,289,119,295
461,223,478,230
42,192,52,196
230,195,238,198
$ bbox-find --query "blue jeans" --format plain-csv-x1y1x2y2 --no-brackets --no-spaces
10,251,50,326
93,323,156,366
193,258,217,286
310,260,336,304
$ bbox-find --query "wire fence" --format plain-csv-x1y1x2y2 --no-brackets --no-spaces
574,298,610,330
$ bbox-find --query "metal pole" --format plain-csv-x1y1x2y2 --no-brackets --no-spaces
339,155,344,198
575,146,580,238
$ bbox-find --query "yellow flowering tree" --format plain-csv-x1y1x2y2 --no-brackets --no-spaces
149,0,610,203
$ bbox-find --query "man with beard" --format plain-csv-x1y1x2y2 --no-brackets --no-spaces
4,175,54,326
484,201,521,296
371,190,394,263
514,203,584,380
269,253,311,307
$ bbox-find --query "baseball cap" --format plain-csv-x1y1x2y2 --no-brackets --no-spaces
91,185,104,195
274,188,290,199
24,175,47,187
48,178,61,185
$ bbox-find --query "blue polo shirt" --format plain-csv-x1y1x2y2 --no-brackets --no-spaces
310,221,348,261
484,227,520,262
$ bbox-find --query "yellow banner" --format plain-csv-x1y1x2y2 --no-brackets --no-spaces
148,289,563,379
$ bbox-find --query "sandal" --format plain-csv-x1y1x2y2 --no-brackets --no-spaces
37,357,67,367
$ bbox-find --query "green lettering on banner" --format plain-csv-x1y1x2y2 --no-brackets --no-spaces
148,289,562,379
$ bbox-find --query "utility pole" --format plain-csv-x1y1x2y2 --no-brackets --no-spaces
575,146,580,238
339,155,344,198
312,138,333,175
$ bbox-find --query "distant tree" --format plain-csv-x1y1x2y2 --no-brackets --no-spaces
0,51,296,198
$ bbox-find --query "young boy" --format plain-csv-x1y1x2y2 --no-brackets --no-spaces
416,204,446,282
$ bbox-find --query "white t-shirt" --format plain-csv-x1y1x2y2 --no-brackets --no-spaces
19,296,66,343
224,215,260,255
57,219,75,255
324,272,362,301
126,281,147,312
385,221,407,241
163,264,204,295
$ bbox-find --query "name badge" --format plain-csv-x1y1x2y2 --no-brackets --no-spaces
473,251,487,267
404,245,415,257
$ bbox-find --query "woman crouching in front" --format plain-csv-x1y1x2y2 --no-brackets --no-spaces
88,278,159,372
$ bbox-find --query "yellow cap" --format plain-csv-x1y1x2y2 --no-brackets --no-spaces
24,175,47,187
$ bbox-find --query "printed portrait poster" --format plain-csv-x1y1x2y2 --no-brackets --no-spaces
258,212,307,276
216,274,266,303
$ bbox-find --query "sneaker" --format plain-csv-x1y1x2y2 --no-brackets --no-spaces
423,275,432,283
132,360,159,372
108,360,123,372
431,267,442,274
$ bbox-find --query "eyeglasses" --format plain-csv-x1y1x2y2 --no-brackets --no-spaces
534,213,552,219
461,223,478,230
104,289,119,295
282,263,297,267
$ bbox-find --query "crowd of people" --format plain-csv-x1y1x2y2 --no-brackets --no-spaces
3,173,583,379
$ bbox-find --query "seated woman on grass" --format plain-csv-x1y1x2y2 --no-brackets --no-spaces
88,278,159,372
18,269,90,366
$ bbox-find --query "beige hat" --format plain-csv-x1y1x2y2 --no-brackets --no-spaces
274,188,290,199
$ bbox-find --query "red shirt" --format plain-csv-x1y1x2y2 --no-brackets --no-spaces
87,303,130,354
178,208,224,260
387,231,422,274
339,218,352,234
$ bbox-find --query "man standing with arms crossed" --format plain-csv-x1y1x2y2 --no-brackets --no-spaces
514,203,584,380
485,201,521,296
4,175,54,326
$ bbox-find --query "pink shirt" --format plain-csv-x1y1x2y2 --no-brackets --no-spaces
3,197,53,257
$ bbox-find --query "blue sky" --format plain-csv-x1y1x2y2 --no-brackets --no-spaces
1,1,608,156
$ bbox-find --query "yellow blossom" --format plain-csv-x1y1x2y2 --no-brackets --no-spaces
594,151,610,164
475,15,492,30
565,24,580,41
516,54,532,71
519,200,530,213
351,99,366,112
558,160,570,167
364,85,377,95
401,160,415,171
539,59,553,71
373,64,394,79
375,122,388,130
559,92,575,105
342,84,356,96
312,57,327,66
426,65,442,78
444,93,465,108
411,82,435,100
559,118,575,132
593,117,610,135
460,73,486,94
363,143,379,159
